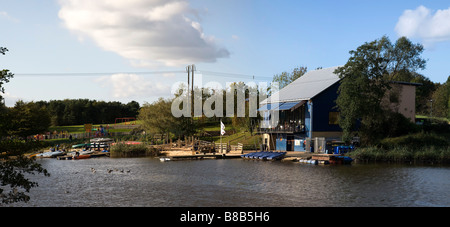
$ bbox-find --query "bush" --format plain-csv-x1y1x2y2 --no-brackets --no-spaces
349,146,385,162
0,139,47,156
110,143,159,158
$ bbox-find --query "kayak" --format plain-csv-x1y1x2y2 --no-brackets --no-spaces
72,143,91,148
73,155,91,160
112,141,142,145
36,151,65,158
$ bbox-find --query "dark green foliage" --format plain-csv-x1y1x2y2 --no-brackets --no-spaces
138,98,197,138
110,143,159,158
0,140,50,204
379,132,449,149
335,36,426,144
7,101,51,138
0,46,49,205
431,76,450,118
39,99,140,126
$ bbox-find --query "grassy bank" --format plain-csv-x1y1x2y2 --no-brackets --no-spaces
49,124,135,134
349,146,450,164
349,132,450,164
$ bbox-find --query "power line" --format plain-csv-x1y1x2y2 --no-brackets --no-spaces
12,69,274,81
13,70,186,77
200,70,272,80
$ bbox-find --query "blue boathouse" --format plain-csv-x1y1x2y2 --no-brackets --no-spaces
259,67,343,152
258,66,419,152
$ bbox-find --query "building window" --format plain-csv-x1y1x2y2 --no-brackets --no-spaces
329,112,339,125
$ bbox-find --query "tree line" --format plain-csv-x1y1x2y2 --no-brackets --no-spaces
36,99,140,126
0,99,140,139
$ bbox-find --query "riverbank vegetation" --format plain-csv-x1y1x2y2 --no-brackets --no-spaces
350,145,450,164
332,36,450,164
109,143,160,158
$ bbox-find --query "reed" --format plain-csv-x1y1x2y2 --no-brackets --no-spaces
350,146,450,164
109,143,159,158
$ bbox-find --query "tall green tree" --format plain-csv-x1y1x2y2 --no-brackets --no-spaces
8,101,51,138
138,98,196,140
335,36,426,144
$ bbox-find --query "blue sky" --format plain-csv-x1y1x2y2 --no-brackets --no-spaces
1,0,450,107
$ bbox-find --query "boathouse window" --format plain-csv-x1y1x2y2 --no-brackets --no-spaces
329,112,339,125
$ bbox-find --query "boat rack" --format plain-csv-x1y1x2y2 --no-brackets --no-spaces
241,151,287,161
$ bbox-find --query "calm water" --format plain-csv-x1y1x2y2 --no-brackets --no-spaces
9,157,450,207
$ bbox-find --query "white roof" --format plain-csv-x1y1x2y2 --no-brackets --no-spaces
261,66,341,104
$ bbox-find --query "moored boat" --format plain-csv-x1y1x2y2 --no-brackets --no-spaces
160,157,171,162
73,155,91,160
36,151,65,158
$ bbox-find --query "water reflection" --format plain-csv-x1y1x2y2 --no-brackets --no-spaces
9,158,450,207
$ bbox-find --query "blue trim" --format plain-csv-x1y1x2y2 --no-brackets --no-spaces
275,101,302,111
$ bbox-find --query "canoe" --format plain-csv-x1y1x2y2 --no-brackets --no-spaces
80,150,94,155
90,138,114,143
74,155,91,160
72,143,91,148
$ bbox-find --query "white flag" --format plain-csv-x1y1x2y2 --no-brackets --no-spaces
220,120,226,136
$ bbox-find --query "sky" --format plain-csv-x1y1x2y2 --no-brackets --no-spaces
1,0,450,107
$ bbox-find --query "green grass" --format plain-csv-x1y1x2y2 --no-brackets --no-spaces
380,132,449,149
416,115,450,123
350,132,450,164
49,123,136,134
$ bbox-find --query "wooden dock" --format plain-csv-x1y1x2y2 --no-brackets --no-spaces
168,154,242,160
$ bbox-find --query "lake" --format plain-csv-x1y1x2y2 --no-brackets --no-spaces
9,157,450,207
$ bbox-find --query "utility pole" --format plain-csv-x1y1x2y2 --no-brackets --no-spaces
186,64,196,118
186,65,191,117
191,64,196,118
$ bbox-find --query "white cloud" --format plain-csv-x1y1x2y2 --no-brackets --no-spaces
395,5,450,46
58,0,229,68
0,11,19,23
96,74,171,98
2,92,24,107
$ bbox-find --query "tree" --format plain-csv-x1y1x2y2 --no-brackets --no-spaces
0,47,49,204
432,76,450,119
8,101,51,138
335,36,426,144
138,98,196,141
272,66,308,90
0,47,14,102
